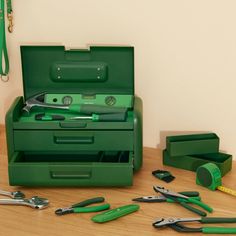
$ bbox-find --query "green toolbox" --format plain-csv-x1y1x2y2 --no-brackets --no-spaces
5,45,143,186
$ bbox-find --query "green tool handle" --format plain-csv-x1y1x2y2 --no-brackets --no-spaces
201,217,236,224
188,197,213,213
166,196,201,203
69,104,127,115
72,197,105,208
73,203,110,213
202,227,236,234
92,113,127,121
179,191,200,197
180,201,206,216
91,204,140,223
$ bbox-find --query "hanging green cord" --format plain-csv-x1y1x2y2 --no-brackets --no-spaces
0,0,12,81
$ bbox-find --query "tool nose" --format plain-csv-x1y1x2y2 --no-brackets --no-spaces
132,197,142,201
55,208,63,215
55,207,72,215
152,218,165,227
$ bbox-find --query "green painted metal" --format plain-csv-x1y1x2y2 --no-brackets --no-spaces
133,96,143,171
20,46,134,100
5,45,143,186
8,151,133,186
196,163,222,191
14,130,133,151
45,94,133,108
163,150,232,177
166,133,219,156
91,204,140,223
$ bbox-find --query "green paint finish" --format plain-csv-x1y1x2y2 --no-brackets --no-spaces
20,46,134,100
196,163,222,190
91,204,139,223
14,130,133,151
9,151,133,186
6,45,142,186
45,94,133,108
133,96,143,171
163,150,232,177
166,133,219,156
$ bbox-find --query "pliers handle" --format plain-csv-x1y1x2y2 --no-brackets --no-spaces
55,197,110,215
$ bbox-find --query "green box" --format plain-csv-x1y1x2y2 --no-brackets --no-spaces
166,133,219,156
163,149,232,176
5,45,143,186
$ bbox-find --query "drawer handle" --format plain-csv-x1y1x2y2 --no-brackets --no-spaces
59,122,87,128
50,171,91,179
54,136,94,144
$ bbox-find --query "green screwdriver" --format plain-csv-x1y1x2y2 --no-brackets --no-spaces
70,112,127,122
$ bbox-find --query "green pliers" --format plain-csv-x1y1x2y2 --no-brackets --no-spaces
153,186,213,216
153,217,236,234
55,197,110,216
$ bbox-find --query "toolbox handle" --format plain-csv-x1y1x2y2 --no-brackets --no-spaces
50,171,91,179
54,135,94,144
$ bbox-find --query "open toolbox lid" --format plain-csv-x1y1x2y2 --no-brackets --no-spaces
20,45,134,100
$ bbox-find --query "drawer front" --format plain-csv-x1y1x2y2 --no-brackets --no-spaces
14,130,133,151
9,152,133,186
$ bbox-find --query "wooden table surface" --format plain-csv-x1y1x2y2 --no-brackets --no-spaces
0,126,236,236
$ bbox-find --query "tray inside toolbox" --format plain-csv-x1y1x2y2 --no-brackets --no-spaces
13,151,130,163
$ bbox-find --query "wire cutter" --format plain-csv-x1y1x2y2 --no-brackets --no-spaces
55,197,110,216
153,217,236,234
133,191,201,203
153,186,213,216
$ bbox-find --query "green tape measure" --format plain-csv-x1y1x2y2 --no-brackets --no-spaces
196,163,222,191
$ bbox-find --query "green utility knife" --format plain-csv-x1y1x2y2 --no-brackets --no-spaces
91,204,140,223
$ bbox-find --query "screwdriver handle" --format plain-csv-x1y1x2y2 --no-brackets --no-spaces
93,113,127,121
69,104,127,115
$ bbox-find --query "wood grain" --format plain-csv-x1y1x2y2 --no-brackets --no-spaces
0,125,235,236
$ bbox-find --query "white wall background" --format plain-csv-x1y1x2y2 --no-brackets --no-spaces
1,0,236,157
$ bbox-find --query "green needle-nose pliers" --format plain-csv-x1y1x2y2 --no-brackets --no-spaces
153,186,213,216
55,197,110,216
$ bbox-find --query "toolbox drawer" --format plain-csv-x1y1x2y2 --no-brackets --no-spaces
14,130,133,151
9,151,133,186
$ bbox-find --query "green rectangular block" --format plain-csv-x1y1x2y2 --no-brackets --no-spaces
166,133,219,156
163,149,232,176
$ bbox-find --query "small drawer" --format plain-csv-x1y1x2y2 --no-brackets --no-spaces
14,130,133,151
166,133,219,156
9,151,133,186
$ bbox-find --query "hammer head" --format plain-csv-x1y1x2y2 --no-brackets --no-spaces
22,93,46,115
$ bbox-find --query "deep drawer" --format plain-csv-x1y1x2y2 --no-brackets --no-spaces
9,151,133,186
14,130,133,151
